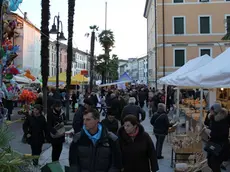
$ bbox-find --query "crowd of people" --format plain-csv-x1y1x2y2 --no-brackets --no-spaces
20,85,173,172
6,84,230,172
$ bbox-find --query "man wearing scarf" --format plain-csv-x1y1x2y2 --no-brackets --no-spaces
69,108,122,172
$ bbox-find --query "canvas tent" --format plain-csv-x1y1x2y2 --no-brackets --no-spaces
117,72,132,82
175,48,230,88
159,54,212,86
99,72,132,87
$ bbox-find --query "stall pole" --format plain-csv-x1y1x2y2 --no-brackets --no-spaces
176,88,180,118
199,88,204,129
165,85,167,105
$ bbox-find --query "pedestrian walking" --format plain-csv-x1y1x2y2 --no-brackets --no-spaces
22,104,47,166
121,97,146,124
72,98,93,133
47,100,66,162
101,108,120,135
118,115,159,172
69,108,122,172
150,103,170,159
204,103,230,172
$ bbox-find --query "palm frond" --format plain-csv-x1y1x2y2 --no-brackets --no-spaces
0,124,13,148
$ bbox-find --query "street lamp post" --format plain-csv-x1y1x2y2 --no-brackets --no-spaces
50,14,67,93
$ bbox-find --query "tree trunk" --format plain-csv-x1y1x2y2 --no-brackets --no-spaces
66,0,76,120
41,0,50,116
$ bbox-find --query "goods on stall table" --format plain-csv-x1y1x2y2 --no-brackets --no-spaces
183,98,206,108
171,133,201,151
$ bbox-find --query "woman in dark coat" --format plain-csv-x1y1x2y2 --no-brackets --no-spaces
118,115,159,172
47,100,66,162
205,103,230,172
23,104,47,166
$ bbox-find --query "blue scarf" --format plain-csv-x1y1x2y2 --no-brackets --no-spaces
83,123,102,145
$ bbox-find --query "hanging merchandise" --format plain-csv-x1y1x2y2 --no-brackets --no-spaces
24,69,36,81
19,89,37,103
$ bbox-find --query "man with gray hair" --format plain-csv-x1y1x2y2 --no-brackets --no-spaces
121,97,146,123
150,103,170,159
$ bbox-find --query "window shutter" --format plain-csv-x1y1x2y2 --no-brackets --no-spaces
175,50,185,67
227,16,230,33
200,17,210,34
174,0,183,3
200,49,211,56
174,18,184,34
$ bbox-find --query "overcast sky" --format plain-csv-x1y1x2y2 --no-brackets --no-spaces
17,0,147,59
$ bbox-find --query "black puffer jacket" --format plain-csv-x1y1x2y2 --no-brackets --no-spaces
121,104,146,122
150,110,170,136
69,126,122,172
47,109,66,144
23,114,47,145
72,105,86,133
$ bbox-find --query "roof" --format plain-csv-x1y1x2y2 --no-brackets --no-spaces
119,59,128,62
10,12,40,32
138,55,147,60
143,0,151,18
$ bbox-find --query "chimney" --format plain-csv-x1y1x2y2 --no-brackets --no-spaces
24,12,27,20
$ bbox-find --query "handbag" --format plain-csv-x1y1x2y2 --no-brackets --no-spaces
50,122,65,139
204,141,223,156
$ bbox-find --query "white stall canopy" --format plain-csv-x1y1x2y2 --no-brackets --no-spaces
175,48,230,88
159,54,212,86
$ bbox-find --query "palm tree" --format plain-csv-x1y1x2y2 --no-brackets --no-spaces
66,0,76,120
107,54,119,81
41,0,50,116
0,123,35,171
89,25,99,92
98,30,115,83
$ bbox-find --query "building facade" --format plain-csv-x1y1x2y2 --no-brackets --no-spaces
118,56,148,84
118,59,128,77
72,49,88,76
138,56,148,84
144,0,230,87
9,13,41,76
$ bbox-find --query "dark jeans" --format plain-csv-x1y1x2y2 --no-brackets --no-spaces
72,101,76,111
31,143,43,165
139,101,144,108
208,154,222,172
51,143,63,162
155,134,165,157
5,100,13,121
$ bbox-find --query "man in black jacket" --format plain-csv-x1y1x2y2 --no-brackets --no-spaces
121,97,146,123
69,108,122,172
72,98,93,133
150,103,170,159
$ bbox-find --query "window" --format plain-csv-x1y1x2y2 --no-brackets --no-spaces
173,17,185,34
174,49,185,67
174,0,183,3
199,0,209,2
200,48,211,56
199,16,211,34
225,15,230,33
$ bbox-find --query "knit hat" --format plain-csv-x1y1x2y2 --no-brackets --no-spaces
84,98,93,106
211,103,222,113
33,104,43,112
53,100,62,107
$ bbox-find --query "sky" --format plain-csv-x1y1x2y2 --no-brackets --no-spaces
17,0,147,59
